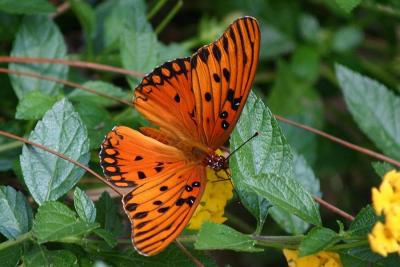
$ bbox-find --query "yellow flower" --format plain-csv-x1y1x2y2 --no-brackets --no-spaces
369,170,400,256
188,152,233,229
368,222,400,257
283,249,342,267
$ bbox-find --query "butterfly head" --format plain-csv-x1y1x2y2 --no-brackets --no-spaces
205,153,228,171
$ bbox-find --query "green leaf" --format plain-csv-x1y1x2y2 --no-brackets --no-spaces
10,15,68,99
157,42,190,63
340,253,367,267
68,81,129,107
299,227,340,256
95,192,123,237
335,0,362,13
24,245,78,267
0,243,23,267
15,91,61,120
0,186,33,239
332,26,363,52
260,24,295,59
349,205,378,236
195,222,263,252
20,99,90,205
372,161,397,177
245,172,322,226
298,13,320,42
98,244,217,267
32,201,99,243
93,228,117,248
74,101,114,149
336,64,400,161
291,45,320,82
0,0,55,14
230,92,293,232
74,187,96,223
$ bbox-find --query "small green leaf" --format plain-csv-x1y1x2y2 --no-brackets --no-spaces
335,0,362,13
15,91,61,120
0,186,33,239
231,92,293,232
95,192,123,237
245,173,322,226
24,245,77,267
260,24,295,59
68,81,129,107
349,205,378,236
74,187,96,223
336,64,400,161
372,161,397,178
74,101,114,149
93,228,117,248
0,243,23,267
10,15,68,99
332,26,363,52
0,0,55,14
299,227,340,256
32,201,99,243
195,222,263,252
299,13,320,42
20,99,90,205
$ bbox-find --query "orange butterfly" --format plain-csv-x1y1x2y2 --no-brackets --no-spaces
100,16,260,256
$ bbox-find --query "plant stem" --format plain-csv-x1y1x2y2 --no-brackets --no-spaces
0,231,32,251
330,240,368,251
147,0,169,20
0,141,22,153
155,0,183,34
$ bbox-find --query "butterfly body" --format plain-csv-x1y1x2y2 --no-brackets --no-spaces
100,16,260,256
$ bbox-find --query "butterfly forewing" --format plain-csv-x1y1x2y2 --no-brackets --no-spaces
191,17,260,149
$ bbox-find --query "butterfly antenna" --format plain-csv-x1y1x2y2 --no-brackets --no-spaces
225,132,259,162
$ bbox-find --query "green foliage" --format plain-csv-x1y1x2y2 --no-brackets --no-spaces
1,0,400,266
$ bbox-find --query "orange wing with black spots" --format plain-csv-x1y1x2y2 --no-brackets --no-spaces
191,17,260,149
123,165,205,256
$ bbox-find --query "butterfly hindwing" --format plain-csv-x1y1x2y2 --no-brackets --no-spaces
100,126,187,188
123,165,206,256
191,17,260,149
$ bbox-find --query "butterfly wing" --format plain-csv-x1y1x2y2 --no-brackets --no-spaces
100,126,206,256
190,16,260,149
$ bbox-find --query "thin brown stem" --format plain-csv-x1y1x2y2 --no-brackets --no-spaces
0,130,123,196
313,196,354,221
0,68,134,108
274,115,400,169
174,240,204,267
0,56,144,78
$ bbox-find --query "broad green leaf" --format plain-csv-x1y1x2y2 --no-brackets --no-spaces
245,172,322,226
336,64,400,161
269,153,322,234
299,227,340,256
32,201,99,243
340,253,367,267
349,205,378,236
120,21,159,85
98,244,217,267
372,161,397,177
0,243,23,267
104,0,146,47
24,245,77,267
74,101,114,149
0,0,55,14
74,187,96,223
20,99,90,204
95,192,123,237
93,228,117,248
340,245,400,267
10,15,68,99
68,81,129,107
0,186,33,239
195,222,263,252
157,42,190,63
231,92,293,232
332,26,363,52
335,0,362,13
15,91,61,120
